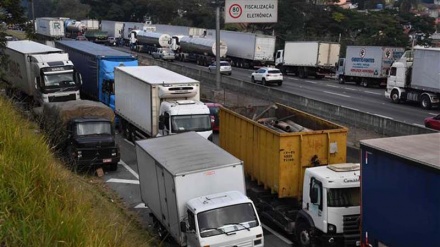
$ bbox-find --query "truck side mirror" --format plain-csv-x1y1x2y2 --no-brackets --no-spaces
158,115,164,130
35,77,40,89
311,187,318,204
180,221,187,233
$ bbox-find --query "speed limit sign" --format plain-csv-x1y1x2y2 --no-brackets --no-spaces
229,4,242,19
225,0,278,23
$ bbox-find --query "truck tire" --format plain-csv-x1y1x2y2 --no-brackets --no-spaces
108,162,118,171
391,90,400,103
296,221,312,247
338,76,345,84
361,79,369,88
420,95,432,109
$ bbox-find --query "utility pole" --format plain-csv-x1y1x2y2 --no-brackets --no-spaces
215,0,221,90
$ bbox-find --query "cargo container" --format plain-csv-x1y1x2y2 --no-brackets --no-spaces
55,41,138,109
121,22,146,44
136,132,264,246
275,41,340,78
80,19,99,30
3,40,81,105
100,20,124,38
35,17,64,39
206,29,276,68
386,47,440,109
115,66,212,140
220,103,361,247
360,133,440,247
337,46,405,87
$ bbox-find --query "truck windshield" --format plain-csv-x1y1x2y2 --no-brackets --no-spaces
171,114,211,133
75,122,112,136
43,71,77,88
327,187,360,207
197,203,259,238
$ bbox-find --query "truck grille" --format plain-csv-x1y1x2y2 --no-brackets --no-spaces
49,94,77,102
343,214,360,247
79,148,115,161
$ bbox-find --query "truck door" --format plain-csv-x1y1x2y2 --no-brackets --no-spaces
275,50,283,66
309,177,325,231
336,58,345,76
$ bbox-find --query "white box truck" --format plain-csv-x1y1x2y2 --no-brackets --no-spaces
3,40,81,105
114,66,213,141
275,41,340,79
35,17,64,39
386,47,440,109
136,132,264,247
336,46,405,87
80,19,99,30
100,20,124,38
206,30,276,68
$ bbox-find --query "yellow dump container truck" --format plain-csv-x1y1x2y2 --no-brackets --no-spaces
220,103,361,247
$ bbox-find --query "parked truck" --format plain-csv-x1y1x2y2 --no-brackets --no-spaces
55,40,138,110
3,40,81,105
129,30,175,60
206,29,276,68
38,100,120,171
136,131,264,246
220,103,361,247
115,66,213,141
275,41,340,79
360,133,440,247
100,20,124,39
80,19,99,30
337,46,405,87
385,47,440,109
34,17,64,46
172,35,227,66
64,19,86,39
121,22,147,45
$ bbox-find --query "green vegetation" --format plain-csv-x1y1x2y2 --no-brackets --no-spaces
0,96,158,247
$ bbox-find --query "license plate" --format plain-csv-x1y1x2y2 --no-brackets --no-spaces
103,158,112,163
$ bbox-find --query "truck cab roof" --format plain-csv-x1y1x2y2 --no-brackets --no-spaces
306,163,360,188
161,100,210,115
187,191,251,214
70,117,112,124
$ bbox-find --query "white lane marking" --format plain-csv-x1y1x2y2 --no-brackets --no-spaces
121,160,139,180
344,87,357,91
374,114,393,119
305,80,317,84
429,113,439,116
413,124,425,128
124,138,135,146
107,178,139,184
326,84,339,88
135,203,148,209
363,91,381,95
323,91,351,98
262,224,293,245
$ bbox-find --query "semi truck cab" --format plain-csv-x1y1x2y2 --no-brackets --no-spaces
34,53,82,104
182,191,264,247
298,163,360,247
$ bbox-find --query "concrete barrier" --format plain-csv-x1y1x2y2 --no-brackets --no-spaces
139,56,437,139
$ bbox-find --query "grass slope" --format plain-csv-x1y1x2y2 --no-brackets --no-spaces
0,96,158,246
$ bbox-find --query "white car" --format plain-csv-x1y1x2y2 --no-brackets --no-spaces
152,48,175,61
251,67,283,86
208,61,232,75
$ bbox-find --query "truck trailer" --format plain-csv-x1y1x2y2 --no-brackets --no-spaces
3,40,81,105
172,35,227,66
55,40,138,110
136,131,264,246
385,47,440,109
206,29,276,68
129,31,175,60
37,100,120,171
220,104,361,247
337,46,405,87
64,19,86,39
360,133,440,247
275,41,340,79
114,66,212,141
100,20,124,38
35,17,64,44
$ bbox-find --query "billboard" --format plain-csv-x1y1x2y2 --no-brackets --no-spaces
225,0,278,23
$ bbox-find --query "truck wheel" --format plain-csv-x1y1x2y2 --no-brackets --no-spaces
108,162,118,171
338,76,345,84
296,221,312,247
391,90,400,103
420,95,432,109
361,80,369,88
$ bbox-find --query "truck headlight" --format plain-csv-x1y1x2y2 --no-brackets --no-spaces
77,151,82,158
328,223,336,234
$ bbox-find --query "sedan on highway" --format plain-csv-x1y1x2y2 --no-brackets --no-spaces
208,61,232,75
251,67,283,86
424,114,440,130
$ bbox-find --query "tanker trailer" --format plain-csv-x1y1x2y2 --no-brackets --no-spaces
64,19,86,39
173,35,227,66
